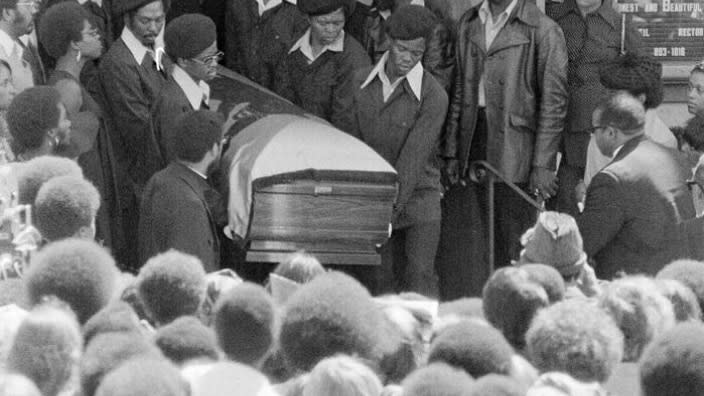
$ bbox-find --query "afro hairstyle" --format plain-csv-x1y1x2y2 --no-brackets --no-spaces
482,267,550,350
278,271,390,373
655,278,703,322
640,322,704,396
273,250,325,284
155,315,219,365
470,374,525,396
302,355,383,396
657,259,704,314
34,175,100,242
0,372,42,396
401,363,475,396
598,276,675,362
7,87,62,155
24,238,118,324
80,331,163,396
94,357,189,396
135,249,207,326
169,110,223,163
427,320,514,378
15,156,83,205
82,301,143,346
519,263,566,303
213,282,275,365
438,297,485,320
38,2,92,59
6,301,82,396
526,298,623,383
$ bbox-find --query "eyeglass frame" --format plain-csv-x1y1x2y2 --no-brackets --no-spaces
585,125,608,135
192,51,223,66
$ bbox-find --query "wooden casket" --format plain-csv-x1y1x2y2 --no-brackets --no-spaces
211,68,398,265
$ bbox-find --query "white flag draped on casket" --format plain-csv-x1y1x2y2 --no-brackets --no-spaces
225,114,398,240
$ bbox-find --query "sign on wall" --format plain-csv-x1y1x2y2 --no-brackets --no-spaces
614,0,704,61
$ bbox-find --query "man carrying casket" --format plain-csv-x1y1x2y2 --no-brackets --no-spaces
333,5,448,297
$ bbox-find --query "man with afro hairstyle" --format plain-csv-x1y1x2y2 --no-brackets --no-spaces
135,249,207,327
33,175,100,242
154,315,220,366
213,282,275,367
401,362,475,396
15,155,83,205
23,238,119,324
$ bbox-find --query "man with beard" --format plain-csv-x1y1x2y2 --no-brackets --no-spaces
138,110,224,272
152,13,220,164
0,0,40,92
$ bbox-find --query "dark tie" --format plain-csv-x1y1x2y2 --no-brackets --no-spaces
18,40,45,85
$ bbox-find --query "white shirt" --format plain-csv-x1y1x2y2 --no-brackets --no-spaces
361,51,424,102
256,0,295,15
289,29,345,64
171,65,211,110
477,0,518,107
121,26,165,69
0,29,21,61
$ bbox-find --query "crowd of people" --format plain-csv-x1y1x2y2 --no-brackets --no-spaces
3,0,704,393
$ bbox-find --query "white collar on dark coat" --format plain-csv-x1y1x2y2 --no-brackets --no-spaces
121,26,165,67
361,51,423,102
289,29,345,64
172,65,210,110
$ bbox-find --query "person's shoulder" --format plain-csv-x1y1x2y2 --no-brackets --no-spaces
421,70,448,104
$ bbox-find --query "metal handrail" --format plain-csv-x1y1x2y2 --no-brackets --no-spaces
467,160,545,273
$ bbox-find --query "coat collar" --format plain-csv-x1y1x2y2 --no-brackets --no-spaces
467,0,544,28
171,65,210,110
612,134,647,162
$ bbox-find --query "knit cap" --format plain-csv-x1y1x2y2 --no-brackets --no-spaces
164,14,216,60
519,211,587,278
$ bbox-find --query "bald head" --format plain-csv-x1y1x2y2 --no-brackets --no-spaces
594,92,646,135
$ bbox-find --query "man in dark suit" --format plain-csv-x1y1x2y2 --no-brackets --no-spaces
333,5,448,297
138,110,223,272
578,92,696,279
153,13,220,164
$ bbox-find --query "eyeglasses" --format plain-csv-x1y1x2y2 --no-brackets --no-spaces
194,51,223,66
16,0,40,9
693,60,704,73
586,125,607,134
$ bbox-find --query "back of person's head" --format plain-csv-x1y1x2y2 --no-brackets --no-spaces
655,278,702,322
15,156,83,205
82,301,143,345
594,91,646,134
279,271,389,373
214,282,275,365
155,315,219,365
482,267,549,350
0,372,42,396
24,238,118,324
599,52,664,110
6,300,82,396
38,2,92,59
657,259,704,314
273,251,325,284
80,331,163,396
518,211,587,280
469,374,525,396
136,249,207,326
527,372,608,396
169,110,223,163
302,355,383,396
94,357,189,396
519,264,566,303
526,298,624,383
428,320,514,378
438,297,485,320
34,175,100,242
401,363,474,396
7,86,63,155
640,322,704,396
598,276,675,362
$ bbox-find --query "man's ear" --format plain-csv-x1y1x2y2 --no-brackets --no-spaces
76,225,95,240
0,8,13,23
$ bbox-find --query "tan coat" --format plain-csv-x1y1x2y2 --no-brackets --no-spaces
443,0,568,183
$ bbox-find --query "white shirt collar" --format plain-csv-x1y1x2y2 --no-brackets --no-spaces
256,0,296,15
360,51,424,101
0,29,19,59
478,0,518,23
185,164,208,179
120,26,165,67
77,0,102,7
289,29,345,63
171,65,210,110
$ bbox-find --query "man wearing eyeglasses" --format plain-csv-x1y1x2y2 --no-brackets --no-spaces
0,0,41,92
578,92,695,279
151,13,221,164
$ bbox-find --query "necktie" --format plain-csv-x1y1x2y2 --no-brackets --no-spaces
18,40,45,85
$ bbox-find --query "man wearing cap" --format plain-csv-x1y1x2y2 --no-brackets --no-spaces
546,0,643,217
99,0,170,194
273,0,369,121
152,13,220,164
437,0,568,298
225,0,308,90
0,0,40,92
578,92,695,279
333,5,448,297
139,110,224,272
